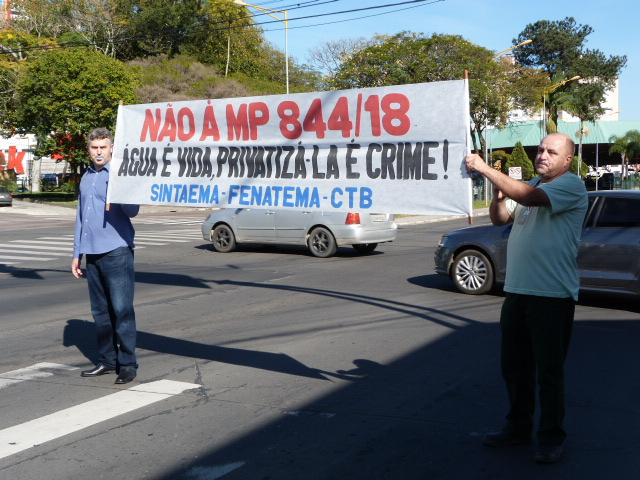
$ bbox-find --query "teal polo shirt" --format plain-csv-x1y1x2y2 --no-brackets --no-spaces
504,173,588,301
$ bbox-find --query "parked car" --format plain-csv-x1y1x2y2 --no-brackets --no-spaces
202,208,397,258
0,186,13,206
434,190,640,296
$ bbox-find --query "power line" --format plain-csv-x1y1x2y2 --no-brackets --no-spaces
1,0,443,56
263,0,443,33
245,0,441,28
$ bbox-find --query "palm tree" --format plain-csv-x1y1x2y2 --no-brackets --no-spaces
554,86,603,177
609,130,640,180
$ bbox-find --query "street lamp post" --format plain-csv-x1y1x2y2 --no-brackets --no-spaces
233,0,289,94
481,39,532,203
493,38,532,59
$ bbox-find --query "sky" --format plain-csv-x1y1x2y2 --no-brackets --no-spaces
255,0,638,122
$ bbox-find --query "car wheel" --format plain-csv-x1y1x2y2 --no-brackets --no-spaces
307,227,337,258
451,250,494,295
352,243,378,254
211,224,237,253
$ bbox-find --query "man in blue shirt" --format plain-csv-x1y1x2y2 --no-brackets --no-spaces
72,128,140,385
466,133,588,464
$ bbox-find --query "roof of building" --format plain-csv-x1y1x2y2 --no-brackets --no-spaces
485,120,640,149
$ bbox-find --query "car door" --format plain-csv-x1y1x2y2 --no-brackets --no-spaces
233,208,277,242
578,195,640,293
274,210,315,243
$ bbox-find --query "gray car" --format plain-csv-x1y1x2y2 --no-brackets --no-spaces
202,208,397,258
435,190,640,296
0,186,13,206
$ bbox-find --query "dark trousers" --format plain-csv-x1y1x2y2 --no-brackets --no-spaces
86,246,138,370
500,293,574,446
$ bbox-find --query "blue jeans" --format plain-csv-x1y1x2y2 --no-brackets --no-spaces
86,246,137,370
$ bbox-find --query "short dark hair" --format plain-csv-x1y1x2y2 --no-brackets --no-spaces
87,128,113,147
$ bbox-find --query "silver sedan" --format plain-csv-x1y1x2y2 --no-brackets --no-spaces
202,208,397,258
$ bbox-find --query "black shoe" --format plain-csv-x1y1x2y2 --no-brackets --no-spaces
483,429,532,447
115,369,137,384
534,445,563,463
81,365,115,377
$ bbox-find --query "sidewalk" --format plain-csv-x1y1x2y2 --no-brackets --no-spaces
395,208,489,225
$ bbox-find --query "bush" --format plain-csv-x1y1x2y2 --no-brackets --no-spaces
490,150,510,173
1,179,18,191
506,141,535,180
59,182,78,194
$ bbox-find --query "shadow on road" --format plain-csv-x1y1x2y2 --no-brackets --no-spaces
62,276,640,479
63,319,376,381
145,315,639,480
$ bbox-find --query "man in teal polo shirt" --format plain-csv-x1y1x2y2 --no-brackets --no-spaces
466,133,588,464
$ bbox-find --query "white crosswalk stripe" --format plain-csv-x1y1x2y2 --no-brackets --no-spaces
0,364,199,460
0,228,204,266
0,255,57,261
0,363,78,389
3,244,73,252
133,217,203,225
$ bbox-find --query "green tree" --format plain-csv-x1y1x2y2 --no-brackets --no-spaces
513,17,626,127
570,155,589,178
490,149,510,173
60,0,131,58
7,47,138,188
307,37,374,85
6,0,312,97
554,84,604,174
114,0,203,59
329,32,541,156
182,1,320,94
181,0,264,76
506,141,535,180
10,0,75,39
1,29,59,133
609,130,640,179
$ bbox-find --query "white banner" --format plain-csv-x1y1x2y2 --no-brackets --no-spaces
108,80,472,215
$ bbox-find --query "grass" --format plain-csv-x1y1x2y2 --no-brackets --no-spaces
474,200,491,209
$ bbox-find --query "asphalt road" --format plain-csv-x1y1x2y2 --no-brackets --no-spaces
0,201,638,480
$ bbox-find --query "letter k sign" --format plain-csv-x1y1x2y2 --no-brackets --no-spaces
8,146,26,174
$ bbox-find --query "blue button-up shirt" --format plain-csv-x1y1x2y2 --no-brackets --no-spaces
73,163,139,258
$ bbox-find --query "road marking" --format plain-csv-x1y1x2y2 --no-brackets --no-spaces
141,232,201,237
0,228,203,265
0,255,56,261
2,244,73,252
135,236,191,242
132,240,166,246
11,239,70,243
0,363,78,389
0,379,199,460
133,218,202,225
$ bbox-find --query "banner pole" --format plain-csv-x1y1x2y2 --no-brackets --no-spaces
106,100,124,212
463,70,473,225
